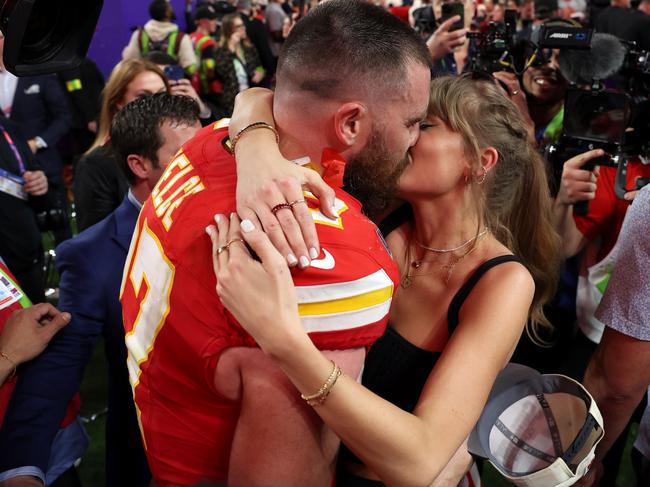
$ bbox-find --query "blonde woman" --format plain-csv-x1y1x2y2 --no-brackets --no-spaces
207,74,562,486
74,59,168,230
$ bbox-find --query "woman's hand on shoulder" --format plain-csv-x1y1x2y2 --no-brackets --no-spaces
230,88,337,269
206,213,306,356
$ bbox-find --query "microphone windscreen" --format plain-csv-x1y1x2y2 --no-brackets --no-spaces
557,33,627,83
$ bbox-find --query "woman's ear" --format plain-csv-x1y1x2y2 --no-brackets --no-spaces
333,102,369,149
478,146,498,175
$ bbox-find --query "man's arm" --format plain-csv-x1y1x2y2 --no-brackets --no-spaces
216,347,365,487
551,149,602,257
0,246,104,479
583,327,650,462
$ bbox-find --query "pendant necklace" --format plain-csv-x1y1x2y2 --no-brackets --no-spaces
402,228,488,288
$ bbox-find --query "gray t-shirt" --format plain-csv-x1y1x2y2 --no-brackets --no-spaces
595,184,650,458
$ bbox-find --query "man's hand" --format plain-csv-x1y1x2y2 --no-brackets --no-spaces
22,171,48,196
0,304,70,366
27,139,38,154
426,16,467,62
493,71,534,139
0,476,44,486
556,149,603,206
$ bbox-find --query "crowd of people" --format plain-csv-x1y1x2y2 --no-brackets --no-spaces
0,0,649,486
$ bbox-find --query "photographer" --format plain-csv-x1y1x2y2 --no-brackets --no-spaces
0,115,49,304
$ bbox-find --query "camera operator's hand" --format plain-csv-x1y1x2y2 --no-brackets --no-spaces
493,71,534,140
557,149,603,206
426,16,468,62
22,170,48,196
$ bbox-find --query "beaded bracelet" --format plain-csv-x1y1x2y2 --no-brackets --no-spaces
301,361,342,407
228,121,279,155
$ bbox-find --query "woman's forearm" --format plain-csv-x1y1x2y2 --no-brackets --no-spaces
229,88,275,139
270,331,466,487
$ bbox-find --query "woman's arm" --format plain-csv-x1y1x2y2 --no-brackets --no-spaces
207,215,534,486
229,88,337,268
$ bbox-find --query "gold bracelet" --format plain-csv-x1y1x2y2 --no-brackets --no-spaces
0,351,16,379
228,121,279,155
301,361,342,407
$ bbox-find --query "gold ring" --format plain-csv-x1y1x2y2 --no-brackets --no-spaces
217,239,245,255
289,199,307,208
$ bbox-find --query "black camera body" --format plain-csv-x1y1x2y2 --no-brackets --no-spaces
1,0,103,76
467,11,518,74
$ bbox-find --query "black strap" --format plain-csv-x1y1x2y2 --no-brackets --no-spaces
447,255,524,333
537,393,564,458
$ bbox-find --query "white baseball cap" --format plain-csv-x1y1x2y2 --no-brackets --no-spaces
468,364,604,487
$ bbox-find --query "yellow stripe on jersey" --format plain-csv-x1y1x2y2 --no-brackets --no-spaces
298,286,392,316
295,269,394,333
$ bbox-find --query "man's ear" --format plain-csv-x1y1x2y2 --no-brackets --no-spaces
127,154,153,181
478,147,498,176
333,102,370,149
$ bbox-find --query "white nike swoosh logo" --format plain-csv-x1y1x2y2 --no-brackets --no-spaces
310,248,335,270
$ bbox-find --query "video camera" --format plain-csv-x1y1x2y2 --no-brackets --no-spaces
0,0,103,76
543,28,650,201
466,10,519,75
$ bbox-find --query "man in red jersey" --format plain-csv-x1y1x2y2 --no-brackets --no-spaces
120,1,431,485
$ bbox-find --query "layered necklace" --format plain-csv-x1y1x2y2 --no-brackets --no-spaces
401,228,489,288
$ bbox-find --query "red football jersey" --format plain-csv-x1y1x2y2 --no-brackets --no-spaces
120,123,399,486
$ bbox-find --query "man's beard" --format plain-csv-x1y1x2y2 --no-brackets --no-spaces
343,129,409,221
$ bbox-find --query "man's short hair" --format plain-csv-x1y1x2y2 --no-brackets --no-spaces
149,0,170,21
277,0,431,100
110,92,200,185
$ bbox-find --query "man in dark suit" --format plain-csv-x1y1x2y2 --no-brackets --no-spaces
0,93,201,487
0,33,72,243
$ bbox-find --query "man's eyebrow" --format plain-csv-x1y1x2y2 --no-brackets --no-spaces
407,111,428,126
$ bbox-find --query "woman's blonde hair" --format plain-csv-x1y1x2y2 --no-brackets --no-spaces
89,59,169,152
428,75,562,339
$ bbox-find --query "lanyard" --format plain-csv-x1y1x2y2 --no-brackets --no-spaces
0,122,26,174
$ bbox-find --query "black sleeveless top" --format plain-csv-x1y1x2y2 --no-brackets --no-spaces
337,207,523,485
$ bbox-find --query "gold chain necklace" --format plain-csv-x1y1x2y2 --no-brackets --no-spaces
401,231,488,288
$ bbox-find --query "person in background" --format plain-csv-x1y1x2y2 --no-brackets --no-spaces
0,260,79,487
122,0,198,75
56,59,105,168
265,0,288,62
236,0,276,80
143,51,216,124
189,5,220,107
0,33,72,244
213,13,264,117
0,93,201,487
74,59,169,231
574,185,650,487
0,114,49,304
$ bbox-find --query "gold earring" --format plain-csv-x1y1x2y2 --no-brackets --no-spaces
475,166,488,185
